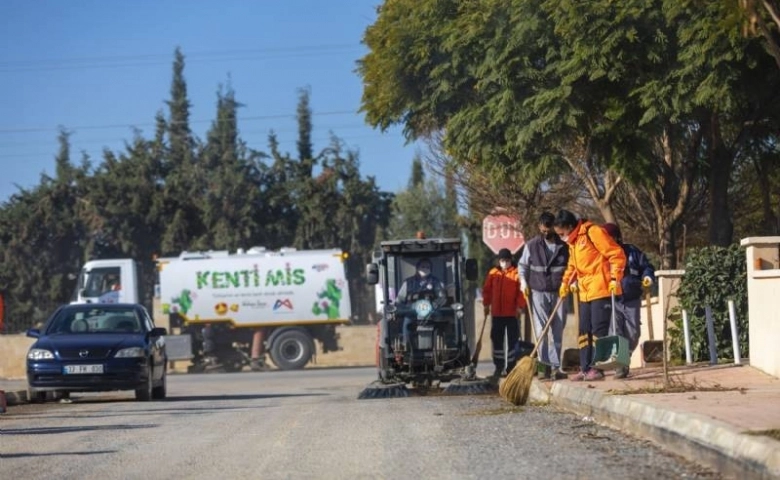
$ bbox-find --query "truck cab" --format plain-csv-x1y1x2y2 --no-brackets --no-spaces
71,259,141,305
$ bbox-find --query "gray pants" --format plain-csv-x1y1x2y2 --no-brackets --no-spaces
530,290,567,369
614,297,641,353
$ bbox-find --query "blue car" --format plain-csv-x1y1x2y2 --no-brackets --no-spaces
26,303,167,402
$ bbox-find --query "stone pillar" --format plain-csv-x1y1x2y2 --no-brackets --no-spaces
740,237,780,377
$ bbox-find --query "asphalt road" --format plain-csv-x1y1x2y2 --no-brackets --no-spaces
0,367,722,479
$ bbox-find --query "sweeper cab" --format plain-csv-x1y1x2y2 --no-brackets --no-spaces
358,237,494,399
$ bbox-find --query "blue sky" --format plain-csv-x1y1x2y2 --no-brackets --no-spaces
0,0,421,202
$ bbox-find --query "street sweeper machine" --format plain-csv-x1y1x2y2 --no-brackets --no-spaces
358,237,495,399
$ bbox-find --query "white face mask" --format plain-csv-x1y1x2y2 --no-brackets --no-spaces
418,268,430,278
560,235,569,242
499,260,510,269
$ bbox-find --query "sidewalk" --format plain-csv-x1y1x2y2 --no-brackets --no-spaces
529,362,780,479
3,363,779,478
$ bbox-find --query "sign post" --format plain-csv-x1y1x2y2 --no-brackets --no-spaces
482,213,524,254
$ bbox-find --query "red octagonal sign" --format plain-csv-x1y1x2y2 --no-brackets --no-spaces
482,214,524,254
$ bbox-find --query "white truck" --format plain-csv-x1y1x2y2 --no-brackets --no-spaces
73,248,352,371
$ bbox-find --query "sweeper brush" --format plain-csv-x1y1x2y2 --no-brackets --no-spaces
442,377,497,395
358,381,410,400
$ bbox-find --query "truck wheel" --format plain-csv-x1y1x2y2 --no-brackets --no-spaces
269,330,313,370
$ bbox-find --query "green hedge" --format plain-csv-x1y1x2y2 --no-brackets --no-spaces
669,244,748,363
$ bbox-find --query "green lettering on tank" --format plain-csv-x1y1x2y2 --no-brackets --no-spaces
225,271,240,288
266,270,285,286
196,271,210,289
266,267,306,286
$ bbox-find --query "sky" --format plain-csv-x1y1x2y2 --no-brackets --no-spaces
0,0,422,203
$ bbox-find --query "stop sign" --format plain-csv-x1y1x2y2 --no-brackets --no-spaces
482,214,524,254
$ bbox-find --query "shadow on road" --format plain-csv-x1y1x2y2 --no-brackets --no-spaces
19,405,266,420
0,424,157,435
0,450,116,458
165,392,329,402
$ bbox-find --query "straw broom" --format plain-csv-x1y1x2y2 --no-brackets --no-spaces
499,297,564,405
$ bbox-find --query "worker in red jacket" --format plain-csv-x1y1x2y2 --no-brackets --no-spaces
482,248,527,379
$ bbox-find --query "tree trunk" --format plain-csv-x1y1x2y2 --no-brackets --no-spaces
755,155,779,235
707,117,734,246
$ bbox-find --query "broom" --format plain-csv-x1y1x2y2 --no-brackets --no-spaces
499,296,564,406
470,311,490,366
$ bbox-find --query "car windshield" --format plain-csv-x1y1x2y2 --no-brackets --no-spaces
46,307,143,335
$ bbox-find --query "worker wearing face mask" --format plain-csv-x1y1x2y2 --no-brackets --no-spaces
518,212,570,380
396,258,446,347
482,248,527,380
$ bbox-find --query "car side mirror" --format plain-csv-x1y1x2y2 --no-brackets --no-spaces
150,327,167,337
26,328,41,338
465,259,478,281
366,263,379,285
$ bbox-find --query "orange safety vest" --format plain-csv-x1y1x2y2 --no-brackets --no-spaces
561,221,626,302
482,265,526,316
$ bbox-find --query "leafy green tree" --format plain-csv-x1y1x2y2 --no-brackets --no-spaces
197,82,262,250
160,47,204,254
387,156,459,239
0,131,91,329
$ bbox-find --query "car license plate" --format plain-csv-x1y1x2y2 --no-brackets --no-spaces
63,364,104,374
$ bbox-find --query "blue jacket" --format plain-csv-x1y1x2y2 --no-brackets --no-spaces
621,243,655,301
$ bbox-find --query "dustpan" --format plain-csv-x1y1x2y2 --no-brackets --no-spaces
593,292,630,370
641,288,664,365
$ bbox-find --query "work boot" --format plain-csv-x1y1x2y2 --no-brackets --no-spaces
552,369,569,381
537,365,551,380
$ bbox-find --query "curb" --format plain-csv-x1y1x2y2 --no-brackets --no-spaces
534,381,780,480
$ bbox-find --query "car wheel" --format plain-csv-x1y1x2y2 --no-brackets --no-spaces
269,330,313,370
135,366,153,401
152,366,167,400
28,388,47,403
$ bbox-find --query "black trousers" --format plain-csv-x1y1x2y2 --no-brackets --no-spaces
491,316,520,372
577,297,613,371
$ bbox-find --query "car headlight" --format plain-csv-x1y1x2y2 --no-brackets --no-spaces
114,347,145,358
27,348,54,360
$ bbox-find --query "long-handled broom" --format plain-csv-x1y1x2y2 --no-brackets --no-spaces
499,297,564,406
470,312,490,366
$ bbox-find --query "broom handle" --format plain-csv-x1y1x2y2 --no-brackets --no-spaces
645,287,654,340
470,313,489,364
529,296,564,359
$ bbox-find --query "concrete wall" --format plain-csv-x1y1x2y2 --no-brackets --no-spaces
741,237,780,377
0,334,35,379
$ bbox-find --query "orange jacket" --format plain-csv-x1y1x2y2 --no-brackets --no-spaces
561,220,626,302
482,265,526,317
